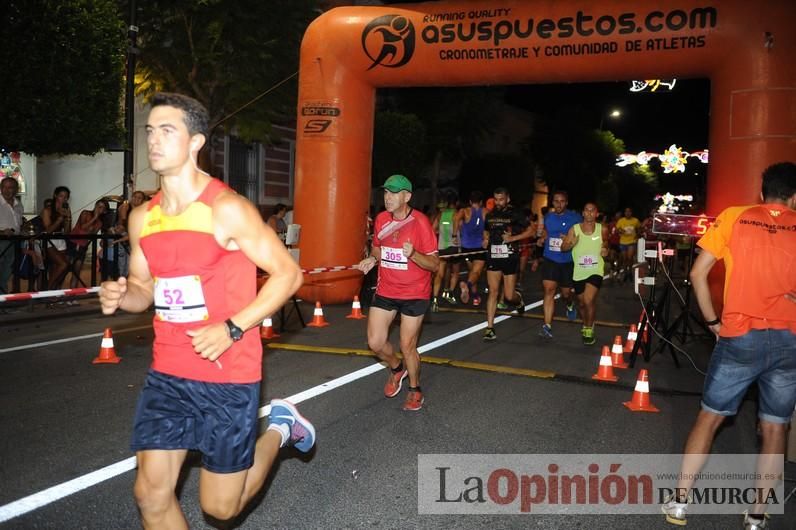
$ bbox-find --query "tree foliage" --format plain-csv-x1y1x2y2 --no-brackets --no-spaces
374,86,504,204
458,152,536,206
1,0,125,155
132,0,318,144
524,110,657,213
393,87,505,162
372,111,426,185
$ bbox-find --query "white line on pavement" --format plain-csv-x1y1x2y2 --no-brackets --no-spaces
0,325,154,355
0,298,544,523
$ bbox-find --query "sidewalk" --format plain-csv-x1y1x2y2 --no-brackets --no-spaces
0,261,104,322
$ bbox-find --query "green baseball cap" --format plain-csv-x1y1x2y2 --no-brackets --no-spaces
382,174,412,193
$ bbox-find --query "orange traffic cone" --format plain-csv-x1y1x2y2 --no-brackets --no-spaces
592,345,618,382
623,369,660,412
93,328,121,364
260,317,280,339
623,324,638,353
611,335,629,369
346,296,366,319
307,301,330,327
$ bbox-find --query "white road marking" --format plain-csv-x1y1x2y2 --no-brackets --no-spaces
0,325,154,355
0,299,544,522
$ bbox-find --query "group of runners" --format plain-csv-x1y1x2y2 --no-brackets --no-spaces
96,92,794,530
423,186,637,345
352,179,631,423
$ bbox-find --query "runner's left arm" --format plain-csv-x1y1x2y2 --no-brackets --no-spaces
560,225,578,251
187,192,303,361
402,216,439,273
502,209,534,244
405,246,439,273
218,192,302,330
503,223,535,244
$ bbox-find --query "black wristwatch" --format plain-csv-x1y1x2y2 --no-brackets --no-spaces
225,319,245,342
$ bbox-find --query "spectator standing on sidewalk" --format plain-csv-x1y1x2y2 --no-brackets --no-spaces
0,176,24,293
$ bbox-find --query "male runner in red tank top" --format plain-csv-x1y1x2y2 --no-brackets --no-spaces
100,93,313,528
355,174,439,411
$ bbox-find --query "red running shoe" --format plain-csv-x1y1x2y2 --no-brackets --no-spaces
384,367,407,398
403,389,424,411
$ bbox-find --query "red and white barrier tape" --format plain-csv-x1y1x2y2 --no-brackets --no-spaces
0,286,100,303
303,265,356,275
295,249,492,276
0,246,531,303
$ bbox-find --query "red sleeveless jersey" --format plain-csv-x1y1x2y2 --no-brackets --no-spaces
139,178,261,383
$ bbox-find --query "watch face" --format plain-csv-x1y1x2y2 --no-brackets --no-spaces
227,320,244,341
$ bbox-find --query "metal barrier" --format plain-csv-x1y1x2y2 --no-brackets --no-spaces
0,233,121,298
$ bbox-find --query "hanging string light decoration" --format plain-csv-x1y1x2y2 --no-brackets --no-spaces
616,145,708,173
655,192,694,213
629,79,677,92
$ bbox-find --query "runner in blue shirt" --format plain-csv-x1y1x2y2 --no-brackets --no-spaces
538,191,582,338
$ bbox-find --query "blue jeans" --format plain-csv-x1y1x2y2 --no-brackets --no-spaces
701,329,796,423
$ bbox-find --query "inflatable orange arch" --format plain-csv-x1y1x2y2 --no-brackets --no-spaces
294,0,795,304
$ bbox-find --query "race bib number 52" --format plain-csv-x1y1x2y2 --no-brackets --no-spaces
154,275,209,323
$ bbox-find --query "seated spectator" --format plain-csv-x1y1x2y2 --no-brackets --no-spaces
67,199,109,288
41,186,72,289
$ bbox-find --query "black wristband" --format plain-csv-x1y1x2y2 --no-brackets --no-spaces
704,317,721,326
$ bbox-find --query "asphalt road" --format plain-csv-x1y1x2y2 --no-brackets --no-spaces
0,274,793,529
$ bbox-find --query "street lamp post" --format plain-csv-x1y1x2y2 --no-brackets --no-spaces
123,0,139,201
599,109,622,131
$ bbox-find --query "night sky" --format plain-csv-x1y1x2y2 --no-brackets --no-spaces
377,0,713,151
378,0,713,200
505,79,711,154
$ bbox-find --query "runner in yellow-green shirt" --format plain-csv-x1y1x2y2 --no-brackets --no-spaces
561,203,609,345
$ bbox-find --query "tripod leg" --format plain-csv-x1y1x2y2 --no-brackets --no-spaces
278,296,307,332
657,311,685,368
629,313,648,368
294,296,306,328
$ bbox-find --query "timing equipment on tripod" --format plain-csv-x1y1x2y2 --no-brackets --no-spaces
627,214,718,368
651,212,716,238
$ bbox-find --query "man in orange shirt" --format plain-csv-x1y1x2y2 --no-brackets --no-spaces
663,162,796,529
